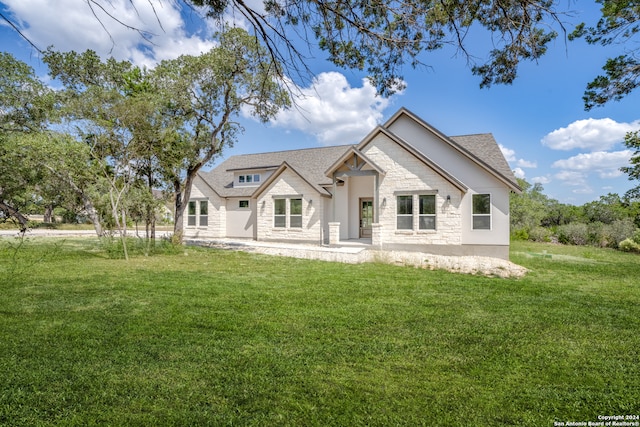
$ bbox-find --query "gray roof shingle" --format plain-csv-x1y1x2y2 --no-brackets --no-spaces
198,145,352,197
449,133,520,190
198,113,520,197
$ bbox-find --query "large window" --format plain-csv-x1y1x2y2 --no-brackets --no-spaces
290,198,302,228
397,195,413,230
419,195,436,230
187,200,208,227
472,194,491,230
274,199,286,227
274,198,302,228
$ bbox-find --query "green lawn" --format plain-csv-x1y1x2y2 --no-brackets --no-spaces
1,238,639,426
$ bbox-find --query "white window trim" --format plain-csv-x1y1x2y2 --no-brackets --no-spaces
273,197,304,230
472,193,492,231
187,199,209,228
396,193,438,233
418,194,437,231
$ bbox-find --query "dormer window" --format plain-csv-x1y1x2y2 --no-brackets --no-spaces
238,174,261,185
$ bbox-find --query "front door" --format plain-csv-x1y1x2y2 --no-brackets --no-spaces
359,198,373,238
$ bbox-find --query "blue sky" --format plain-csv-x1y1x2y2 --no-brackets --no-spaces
2,0,639,205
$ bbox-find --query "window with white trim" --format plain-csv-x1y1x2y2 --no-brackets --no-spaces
396,195,413,230
187,200,208,227
472,194,491,230
274,199,286,227
419,195,436,230
238,174,260,185
273,198,303,228
290,198,302,228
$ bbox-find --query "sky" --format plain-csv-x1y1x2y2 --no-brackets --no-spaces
1,0,639,205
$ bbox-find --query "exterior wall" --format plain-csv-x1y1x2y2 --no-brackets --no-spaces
387,114,511,247
225,198,255,239
361,133,464,248
255,168,324,244
184,176,226,239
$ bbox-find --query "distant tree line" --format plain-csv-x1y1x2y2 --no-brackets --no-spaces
510,178,640,253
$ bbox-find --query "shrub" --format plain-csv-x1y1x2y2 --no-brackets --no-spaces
528,226,552,242
511,228,529,241
556,223,589,246
619,238,640,253
607,219,638,248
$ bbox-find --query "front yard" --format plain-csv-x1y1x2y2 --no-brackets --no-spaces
1,238,638,425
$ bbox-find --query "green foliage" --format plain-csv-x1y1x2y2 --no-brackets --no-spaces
570,1,640,109
184,1,563,96
621,131,640,201
556,222,589,245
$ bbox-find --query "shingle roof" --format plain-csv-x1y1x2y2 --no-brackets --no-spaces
197,145,352,197
450,133,520,191
198,110,521,197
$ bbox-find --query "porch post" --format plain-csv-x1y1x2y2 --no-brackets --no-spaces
329,222,340,245
332,173,337,222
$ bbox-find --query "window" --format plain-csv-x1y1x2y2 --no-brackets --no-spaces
199,200,208,226
419,195,436,230
290,198,302,228
472,194,491,230
239,200,249,208
238,174,260,184
274,199,286,227
397,195,413,230
187,200,208,227
187,201,197,226
274,198,303,228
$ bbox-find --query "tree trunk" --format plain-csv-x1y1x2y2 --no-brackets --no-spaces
0,201,29,232
44,204,54,223
173,180,185,244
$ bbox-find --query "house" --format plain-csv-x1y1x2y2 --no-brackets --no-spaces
185,108,521,259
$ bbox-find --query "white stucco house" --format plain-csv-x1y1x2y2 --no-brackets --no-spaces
185,108,521,259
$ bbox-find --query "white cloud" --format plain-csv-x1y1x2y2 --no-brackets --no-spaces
554,170,587,186
499,144,516,162
513,168,526,179
500,144,536,170
516,159,537,168
532,176,551,185
2,0,216,67
541,118,640,151
552,150,632,178
271,72,404,145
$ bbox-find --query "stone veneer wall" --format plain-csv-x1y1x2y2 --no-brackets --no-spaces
256,168,323,244
183,177,226,239
362,134,463,247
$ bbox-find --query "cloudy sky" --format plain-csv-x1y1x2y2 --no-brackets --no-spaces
1,0,639,205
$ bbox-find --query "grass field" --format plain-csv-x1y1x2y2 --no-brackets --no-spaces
1,238,639,426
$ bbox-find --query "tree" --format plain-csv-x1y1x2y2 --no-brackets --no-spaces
621,131,640,200
0,52,55,231
570,1,640,109
2,1,565,97
151,27,289,242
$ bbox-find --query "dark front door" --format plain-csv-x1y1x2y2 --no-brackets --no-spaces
359,198,373,238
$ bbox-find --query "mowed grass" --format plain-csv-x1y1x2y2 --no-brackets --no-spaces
0,238,639,426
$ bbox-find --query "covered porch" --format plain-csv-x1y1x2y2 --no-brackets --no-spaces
324,147,386,246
